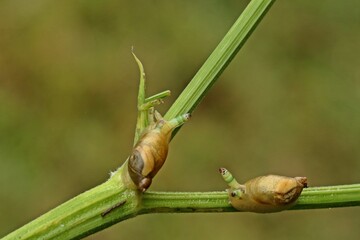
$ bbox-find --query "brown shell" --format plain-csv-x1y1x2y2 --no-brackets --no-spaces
229,175,307,213
128,125,171,192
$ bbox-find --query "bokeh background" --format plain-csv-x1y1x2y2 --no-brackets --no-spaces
1,0,360,239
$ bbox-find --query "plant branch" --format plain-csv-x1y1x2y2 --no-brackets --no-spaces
2,165,141,240
4,183,359,239
3,183,360,240
5,0,360,239
140,184,360,214
4,1,279,238
165,0,276,121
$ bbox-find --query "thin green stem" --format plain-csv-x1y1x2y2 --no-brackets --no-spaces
145,90,171,103
140,184,360,214
294,184,360,209
165,0,276,120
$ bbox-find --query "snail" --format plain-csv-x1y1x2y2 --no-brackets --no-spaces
219,168,307,213
128,112,190,192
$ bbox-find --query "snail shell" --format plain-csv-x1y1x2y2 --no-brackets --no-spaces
231,175,307,213
128,113,190,192
128,121,170,192
220,168,307,213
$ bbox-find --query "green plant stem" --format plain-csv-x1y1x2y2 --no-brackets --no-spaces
5,0,360,239
165,0,276,120
4,183,359,239
3,166,140,240
4,1,279,239
141,184,360,214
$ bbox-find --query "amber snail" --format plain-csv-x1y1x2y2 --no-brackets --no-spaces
128,112,190,192
219,168,307,213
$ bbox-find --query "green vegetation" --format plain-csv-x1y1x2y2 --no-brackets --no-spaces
1,0,360,239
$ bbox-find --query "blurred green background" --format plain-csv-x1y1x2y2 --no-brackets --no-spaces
1,0,360,239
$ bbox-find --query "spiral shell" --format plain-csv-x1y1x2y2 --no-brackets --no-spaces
220,168,307,213
128,113,190,192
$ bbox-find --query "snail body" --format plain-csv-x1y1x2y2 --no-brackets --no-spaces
219,168,307,213
128,113,190,192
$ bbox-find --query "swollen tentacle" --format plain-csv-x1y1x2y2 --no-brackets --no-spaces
219,168,242,189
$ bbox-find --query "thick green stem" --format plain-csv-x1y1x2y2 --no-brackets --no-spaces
3,166,141,240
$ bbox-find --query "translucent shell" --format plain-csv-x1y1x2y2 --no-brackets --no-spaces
128,114,190,192
220,168,307,213
231,175,307,213
128,121,170,192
